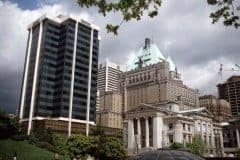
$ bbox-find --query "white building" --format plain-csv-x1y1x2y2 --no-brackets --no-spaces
97,59,126,92
125,102,224,157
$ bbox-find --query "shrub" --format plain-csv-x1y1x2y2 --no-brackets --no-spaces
0,108,20,139
32,127,53,143
236,148,240,159
97,137,127,160
169,142,183,150
67,134,93,159
11,134,27,141
37,141,54,152
186,134,206,156
52,134,68,155
26,134,39,145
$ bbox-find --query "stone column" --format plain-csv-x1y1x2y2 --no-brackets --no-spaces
211,124,215,148
145,117,149,148
236,128,240,148
201,121,204,139
128,119,135,151
174,121,182,143
219,129,224,156
206,122,209,147
153,115,163,148
137,118,141,149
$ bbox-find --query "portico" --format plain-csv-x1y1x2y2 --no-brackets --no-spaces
125,103,224,156
126,105,167,154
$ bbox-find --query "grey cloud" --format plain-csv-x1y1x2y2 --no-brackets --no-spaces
0,0,240,113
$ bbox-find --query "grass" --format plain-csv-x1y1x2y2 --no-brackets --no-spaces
0,139,69,160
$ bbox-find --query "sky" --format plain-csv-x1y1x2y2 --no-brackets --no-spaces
0,0,239,113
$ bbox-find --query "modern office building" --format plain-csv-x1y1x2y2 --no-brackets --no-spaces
199,95,231,121
217,76,240,117
120,38,199,114
97,59,126,92
18,14,100,136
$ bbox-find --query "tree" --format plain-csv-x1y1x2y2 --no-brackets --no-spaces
67,134,93,159
169,142,183,150
76,0,240,34
77,0,161,35
0,108,20,139
186,134,206,156
96,137,127,160
236,148,240,160
207,0,240,28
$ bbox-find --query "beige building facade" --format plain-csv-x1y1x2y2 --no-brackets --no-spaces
120,38,199,114
120,61,199,114
96,91,123,129
199,95,231,121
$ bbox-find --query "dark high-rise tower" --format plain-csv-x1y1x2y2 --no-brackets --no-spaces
217,76,240,117
19,14,100,136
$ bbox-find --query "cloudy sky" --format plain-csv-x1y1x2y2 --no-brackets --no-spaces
0,0,239,113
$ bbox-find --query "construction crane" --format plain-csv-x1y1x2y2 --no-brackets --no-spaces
218,63,240,82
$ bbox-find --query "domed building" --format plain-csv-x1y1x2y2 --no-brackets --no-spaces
120,38,224,157
120,38,199,113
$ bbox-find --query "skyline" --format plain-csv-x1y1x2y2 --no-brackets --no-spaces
0,0,240,113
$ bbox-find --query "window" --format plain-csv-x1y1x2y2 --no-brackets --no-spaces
198,123,201,132
188,124,191,131
183,123,186,131
169,123,173,130
188,135,191,143
169,135,173,143
183,134,186,142
203,124,206,132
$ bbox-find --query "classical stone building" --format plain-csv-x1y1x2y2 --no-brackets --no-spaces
125,103,224,157
120,38,199,114
217,76,240,117
222,117,240,156
199,95,231,121
96,91,123,129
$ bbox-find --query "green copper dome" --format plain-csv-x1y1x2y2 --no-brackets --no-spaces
166,56,176,71
128,38,166,70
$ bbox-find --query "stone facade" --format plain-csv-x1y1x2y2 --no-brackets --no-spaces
222,118,240,156
125,103,224,157
120,62,199,114
199,95,231,121
96,91,123,129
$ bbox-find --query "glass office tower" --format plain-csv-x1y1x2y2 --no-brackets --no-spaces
19,14,99,135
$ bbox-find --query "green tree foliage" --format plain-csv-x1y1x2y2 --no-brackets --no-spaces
0,108,19,139
51,134,68,155
169,142,183,150
96,137,127,160
67,135,93,159
207,0,240,28
77,0,240,34
91,124,105,136
236,148,240,159
77,0,162,35
186,134,206,156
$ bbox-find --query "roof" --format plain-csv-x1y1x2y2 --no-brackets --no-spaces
127,38,177,71
128,40,166,70
166,56,176,71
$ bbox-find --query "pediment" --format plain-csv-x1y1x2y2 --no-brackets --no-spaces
126,103,169,115
180,107,214,118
